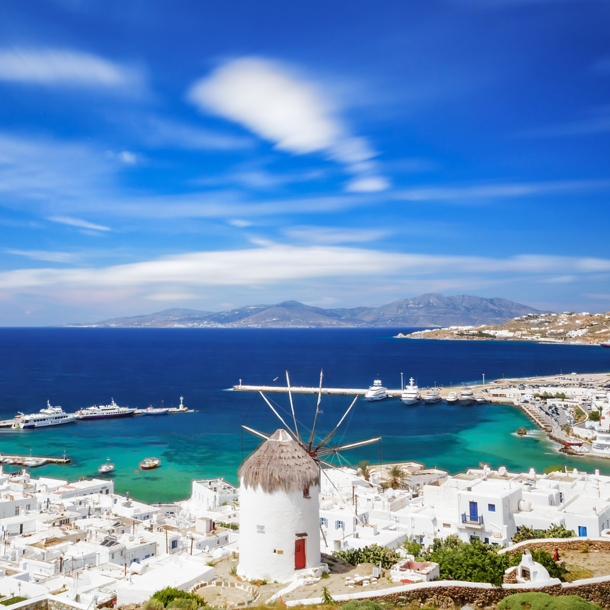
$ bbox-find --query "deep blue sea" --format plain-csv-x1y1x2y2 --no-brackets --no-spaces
0,328,609,502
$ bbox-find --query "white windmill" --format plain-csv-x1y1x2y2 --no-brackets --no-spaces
237,370,381,583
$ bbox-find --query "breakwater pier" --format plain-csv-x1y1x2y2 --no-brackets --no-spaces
232,382,403,396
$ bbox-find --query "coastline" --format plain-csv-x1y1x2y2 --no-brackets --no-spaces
430,369,610,462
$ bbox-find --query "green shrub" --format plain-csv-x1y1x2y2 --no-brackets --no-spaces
341,601,384,610
512,524,575,543
0,598,28,606
142,600,165,610
404,540,422,557
167,600,198,610
498,592,601,609
422,536,508,586
151,587,203,607
333,544,401,569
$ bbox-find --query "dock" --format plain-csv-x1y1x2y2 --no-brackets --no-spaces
232,384,404,397
0,453,71,467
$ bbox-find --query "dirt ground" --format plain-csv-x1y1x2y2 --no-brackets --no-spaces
211,554,399,605
560,548,610,579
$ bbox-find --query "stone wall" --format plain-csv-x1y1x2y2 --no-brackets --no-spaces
287,576,610,609
499,536,610,555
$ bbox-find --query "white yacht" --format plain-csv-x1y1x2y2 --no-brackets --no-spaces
423,387,442,404
459,386,476,406
365,379,388,401
446,391,458,405
401,378,421,405
12,402,76,429
475,394,487,404
76,399,136,420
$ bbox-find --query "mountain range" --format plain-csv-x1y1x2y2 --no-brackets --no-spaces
68,294,543,328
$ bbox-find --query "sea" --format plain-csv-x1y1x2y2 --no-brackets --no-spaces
0,328,609,503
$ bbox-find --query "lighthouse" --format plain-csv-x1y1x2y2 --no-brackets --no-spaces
237,429,321,583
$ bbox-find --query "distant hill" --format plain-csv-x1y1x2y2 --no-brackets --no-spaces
67,294,543,328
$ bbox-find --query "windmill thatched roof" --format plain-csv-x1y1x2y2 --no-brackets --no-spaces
239,429,320,493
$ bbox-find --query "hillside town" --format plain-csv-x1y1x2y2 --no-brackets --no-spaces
399,311,610,346
5,424,610,609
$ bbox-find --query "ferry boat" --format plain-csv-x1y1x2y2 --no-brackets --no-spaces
365,379,388,401
446,391,459,404
459,387,476,406
423,387,442,404
76,399,136,420
139,457,161,470
401,378,421,405
12,402,76,429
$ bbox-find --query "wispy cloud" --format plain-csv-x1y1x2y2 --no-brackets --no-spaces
1,245,609,295
48,216,111,232
140,117,253,151
187,57,388,192
6,249,81,263
0,48,142,91
284,226,388,244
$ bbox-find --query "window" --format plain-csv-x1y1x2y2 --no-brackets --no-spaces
484,537,490,543
488,504,496,512
578,526,588,537
257,525,265,534
335,520,345,530
14,507,20,516
320,517,328,527
171,539,178,549
303,487,310,499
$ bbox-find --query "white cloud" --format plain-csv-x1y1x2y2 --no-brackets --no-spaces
284,226,388,244
48,216,111,232
0,48,139,89
1,245,609,294
187,57,387,191
346,176,391,193
119,151,137,165
229,219,253,228
6,249,80,263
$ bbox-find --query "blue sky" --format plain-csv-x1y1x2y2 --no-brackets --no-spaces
0,0,609,325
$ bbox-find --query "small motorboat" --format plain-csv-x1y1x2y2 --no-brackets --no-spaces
446,391,459,404
139,457,161,470
98,460,115,474
142,406,169,416
475,395,487,404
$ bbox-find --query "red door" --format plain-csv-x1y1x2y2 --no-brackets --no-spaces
295,538,306,570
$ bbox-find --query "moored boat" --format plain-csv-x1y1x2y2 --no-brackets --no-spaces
76,399,136,420
98,460,115,474
12,402,76,429
423,387,442,404
365,379,388,401
475,395,487,404
459,386,475,406
139,457,161,470
401,377,421,405
142,406,169,416
446,391,458,404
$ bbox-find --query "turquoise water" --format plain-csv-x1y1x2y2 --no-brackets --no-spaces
0,328,608,502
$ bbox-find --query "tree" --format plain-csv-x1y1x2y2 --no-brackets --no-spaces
382,465,406,489
357,460,371,481
589,410,600,422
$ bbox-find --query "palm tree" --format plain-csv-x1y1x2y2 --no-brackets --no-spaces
382,465,406,490
357,460,371,481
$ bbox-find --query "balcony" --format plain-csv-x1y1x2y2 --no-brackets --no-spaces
460,513,484,528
